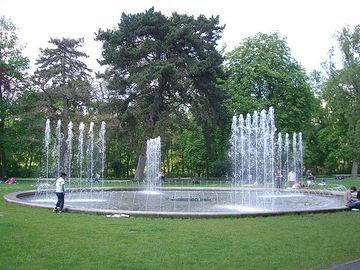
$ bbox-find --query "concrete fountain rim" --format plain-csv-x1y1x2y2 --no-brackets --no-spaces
4,187,348,218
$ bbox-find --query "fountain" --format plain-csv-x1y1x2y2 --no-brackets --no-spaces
144,136,161,193
5,112,347,217
226,107,306,211
35,119,106,199
229,107,303,189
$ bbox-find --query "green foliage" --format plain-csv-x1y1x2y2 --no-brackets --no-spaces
0,16,29,85
223,32,316,133
97,8,225,131
96,8,226,178
0,16,30,177
160,115,230,178
33,37,93,122
320,25,360,175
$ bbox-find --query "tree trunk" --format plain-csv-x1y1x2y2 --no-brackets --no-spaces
0,116,6,178
134,111,157,181
166,149,170,174
27,155,33,177
134,152,146,181
126,154,131,178
203,122,212,180
0,147,6,178
351,159,358,177
0,80,6,178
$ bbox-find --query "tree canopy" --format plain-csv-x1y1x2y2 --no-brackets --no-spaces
33,38,93,123
320,25,360,176
96,8,226,179
0,16,29,177
223,32,316,133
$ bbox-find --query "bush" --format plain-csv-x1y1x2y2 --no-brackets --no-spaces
210,158,231,177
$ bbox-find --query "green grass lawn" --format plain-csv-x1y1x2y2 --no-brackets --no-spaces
1,179,360,270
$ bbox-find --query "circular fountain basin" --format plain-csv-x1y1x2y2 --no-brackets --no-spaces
4,187,347,217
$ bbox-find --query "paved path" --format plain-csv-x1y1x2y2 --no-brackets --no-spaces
328,258,360,270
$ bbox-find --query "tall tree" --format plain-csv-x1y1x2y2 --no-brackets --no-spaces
96,8,225,180
321,25,360,176
33,38,93,123
0,16,29,177
32,37,93,174
223,32,316,133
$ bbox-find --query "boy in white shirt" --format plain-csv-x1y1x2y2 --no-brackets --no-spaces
53,172,66,213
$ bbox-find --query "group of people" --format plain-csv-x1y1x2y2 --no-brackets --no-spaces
287,170,315,189
289,170,360,211
287,170,327,189
344,186,360,210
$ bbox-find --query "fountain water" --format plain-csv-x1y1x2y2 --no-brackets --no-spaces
98,122,106,194
44,119,51,179
8,112,346,217
78,122,85,190
230,107,303,189
55,120,62,176
37,119,106,197
86,122,95,191
144,136,162,192
64,121,73,188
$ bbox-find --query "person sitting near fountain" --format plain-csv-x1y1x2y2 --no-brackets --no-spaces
306,179,315,187
287,171,296,188
293,181,301,189
348,189,360,211
158,171,165,181
318,179,327,186
192,179,200,185
53,172,66,213
344,186,357,208
0,175,7,183
305,170,315,187
305,170,315,181
5,177,16,184
94,173,100,183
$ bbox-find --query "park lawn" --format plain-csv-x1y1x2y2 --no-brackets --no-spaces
0,180,359,270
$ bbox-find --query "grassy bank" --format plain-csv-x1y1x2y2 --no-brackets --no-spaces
1,180,360,270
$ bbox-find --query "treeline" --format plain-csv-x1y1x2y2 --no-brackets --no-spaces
0,10,359,179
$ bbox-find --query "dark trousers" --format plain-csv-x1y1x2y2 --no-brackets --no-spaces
55,192,64,210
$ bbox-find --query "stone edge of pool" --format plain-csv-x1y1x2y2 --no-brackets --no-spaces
3,187,348,218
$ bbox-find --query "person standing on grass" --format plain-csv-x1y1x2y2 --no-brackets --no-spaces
53,172,66,213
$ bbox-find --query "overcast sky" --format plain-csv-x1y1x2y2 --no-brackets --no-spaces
2,0,359,74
